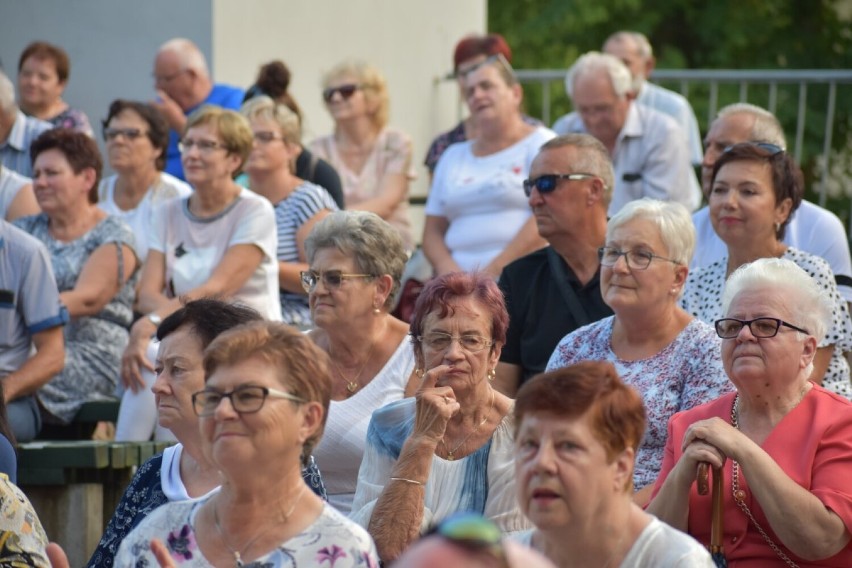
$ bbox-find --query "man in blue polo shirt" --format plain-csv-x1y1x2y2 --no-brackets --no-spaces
0,219,67,441
151,38,244,180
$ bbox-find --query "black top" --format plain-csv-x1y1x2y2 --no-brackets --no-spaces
295,149,345,210
499,246,613,385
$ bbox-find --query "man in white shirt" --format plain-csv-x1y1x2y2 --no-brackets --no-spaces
603,31,703,165
552,52,701,216
692,102,852,302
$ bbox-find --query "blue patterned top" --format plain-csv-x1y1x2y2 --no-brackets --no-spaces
349,398,530,535
546,317,734,489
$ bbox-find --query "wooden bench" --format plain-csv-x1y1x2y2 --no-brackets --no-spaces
18,438,172,567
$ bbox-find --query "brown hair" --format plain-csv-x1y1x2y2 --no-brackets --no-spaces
711,142,803,240
30,129,103,203
18,41,70,83
102,100,170,171
515,362,646,490
203,321,331,464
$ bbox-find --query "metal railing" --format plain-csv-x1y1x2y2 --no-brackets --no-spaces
515,69,852,209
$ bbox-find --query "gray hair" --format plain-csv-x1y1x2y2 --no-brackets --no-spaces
240,95,301,145
565,51,633,100
0,70,17,114
158,38,209,78
722,257,830,344
606,198,696,270
305,211,407,308
717,103,787,149
540,133,615,206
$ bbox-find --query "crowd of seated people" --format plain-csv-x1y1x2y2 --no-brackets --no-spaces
1,28,851,568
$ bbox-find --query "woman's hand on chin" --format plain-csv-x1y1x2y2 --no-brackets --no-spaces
412,364,461,443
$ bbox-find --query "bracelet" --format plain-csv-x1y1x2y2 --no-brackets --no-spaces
390,476,424,486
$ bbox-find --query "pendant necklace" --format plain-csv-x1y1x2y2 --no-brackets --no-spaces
442,388,494,461
212,483,307,567
329,340,375,394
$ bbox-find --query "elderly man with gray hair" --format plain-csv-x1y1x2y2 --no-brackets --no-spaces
151,38,243,179
0,69,51,177
603,30,703,165
552,52,701,216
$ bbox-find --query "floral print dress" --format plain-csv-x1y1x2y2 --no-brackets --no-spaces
114,498,377,568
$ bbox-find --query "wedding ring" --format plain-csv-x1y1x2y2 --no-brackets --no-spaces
443,395,450,404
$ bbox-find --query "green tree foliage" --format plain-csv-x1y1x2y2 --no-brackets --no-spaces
490,0,852,215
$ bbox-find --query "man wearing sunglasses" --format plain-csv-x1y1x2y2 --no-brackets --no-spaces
495,135,613,397
690,103,852,305
151,38,243,181
552,52,701,217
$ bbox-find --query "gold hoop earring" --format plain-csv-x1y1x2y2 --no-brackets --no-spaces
488,369,496,381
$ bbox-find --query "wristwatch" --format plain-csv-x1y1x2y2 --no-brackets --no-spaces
147,313,163,327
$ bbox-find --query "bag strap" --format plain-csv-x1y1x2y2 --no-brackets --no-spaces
546,247,593,327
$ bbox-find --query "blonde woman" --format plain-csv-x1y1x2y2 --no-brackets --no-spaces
309,60,415,249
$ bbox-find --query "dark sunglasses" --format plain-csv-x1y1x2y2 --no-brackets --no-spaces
522,173,600,197
322,83,363,103
103,127,145,142
424,513,509,567
723,141,785,156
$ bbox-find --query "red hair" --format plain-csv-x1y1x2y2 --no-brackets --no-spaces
452,34,512,72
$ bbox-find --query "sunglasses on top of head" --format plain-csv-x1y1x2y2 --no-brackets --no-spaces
322,83,364,103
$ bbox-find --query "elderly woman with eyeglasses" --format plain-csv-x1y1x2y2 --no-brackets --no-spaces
116,106,280,441
98,100,191,263
89,300,325,568
682,142,852,398
303,211,417,513
515,362,714,567
309,60,415,249
115,321,377,567
350,271,530,564
240,96,338,328
422,53,553,278
546,198,732,506
648,258,852,565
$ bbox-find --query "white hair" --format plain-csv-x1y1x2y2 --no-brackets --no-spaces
606,198,696,269
565,51,633,100
158,38,209,78
716,103,787,149
605,31,654,59
722,257,831,343
0,70,17,114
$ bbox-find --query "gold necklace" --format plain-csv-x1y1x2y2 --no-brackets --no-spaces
329,341,375,394
212,483,307,567
441,389,494,461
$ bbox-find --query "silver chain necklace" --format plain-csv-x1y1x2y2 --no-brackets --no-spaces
211,484,307,567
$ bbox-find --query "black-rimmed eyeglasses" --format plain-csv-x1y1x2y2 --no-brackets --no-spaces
522,173,601,197
191,385,304,417
598,246,679,270
715,317,809,339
